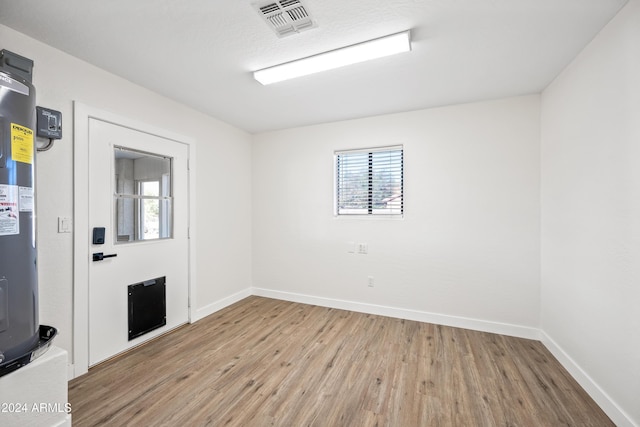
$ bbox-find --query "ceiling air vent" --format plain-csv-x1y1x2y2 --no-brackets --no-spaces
253,0,317,38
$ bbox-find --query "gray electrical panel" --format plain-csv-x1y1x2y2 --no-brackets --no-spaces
36,106,62,139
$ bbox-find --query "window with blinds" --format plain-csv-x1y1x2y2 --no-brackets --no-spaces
335,146,404,216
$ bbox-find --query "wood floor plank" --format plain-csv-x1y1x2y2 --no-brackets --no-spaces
69,296,614,426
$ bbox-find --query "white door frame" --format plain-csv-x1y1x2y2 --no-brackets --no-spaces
72,102,197,378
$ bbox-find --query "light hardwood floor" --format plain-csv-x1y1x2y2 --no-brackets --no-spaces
69,296,613,426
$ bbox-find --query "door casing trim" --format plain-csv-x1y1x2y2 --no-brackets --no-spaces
72,102,197,378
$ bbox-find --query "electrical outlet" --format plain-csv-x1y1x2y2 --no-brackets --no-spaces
368,276,374,287
357,243,368,254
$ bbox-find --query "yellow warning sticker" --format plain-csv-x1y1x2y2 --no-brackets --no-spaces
11,123,34,164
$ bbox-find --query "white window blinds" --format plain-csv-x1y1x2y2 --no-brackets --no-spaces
335,146,403,216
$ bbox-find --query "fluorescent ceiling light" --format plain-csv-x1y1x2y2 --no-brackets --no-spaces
253,30,411,85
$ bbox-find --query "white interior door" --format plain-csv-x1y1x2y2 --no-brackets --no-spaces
88,118,189,366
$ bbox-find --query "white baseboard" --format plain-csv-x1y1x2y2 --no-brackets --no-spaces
191,287,252,322
540,331,636,427
251,287,540,340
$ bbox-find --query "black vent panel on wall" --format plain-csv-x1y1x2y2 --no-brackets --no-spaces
128,277,166,341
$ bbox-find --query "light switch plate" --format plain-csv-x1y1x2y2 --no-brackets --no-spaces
58,216,72,233
346,241,355,254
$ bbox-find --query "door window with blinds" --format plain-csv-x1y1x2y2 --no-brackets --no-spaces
114,146,173,243
335,146,404,216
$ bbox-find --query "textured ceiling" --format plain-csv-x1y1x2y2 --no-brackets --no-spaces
0,0,629,133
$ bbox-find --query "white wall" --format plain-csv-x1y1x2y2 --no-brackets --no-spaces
253,95,541,335
540,0,640,425
0,25,253,370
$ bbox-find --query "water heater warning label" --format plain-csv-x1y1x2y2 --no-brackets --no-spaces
10,123,34,164
0,184,19,236
19,186,33,212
